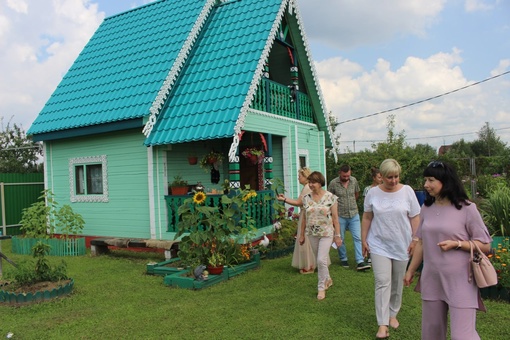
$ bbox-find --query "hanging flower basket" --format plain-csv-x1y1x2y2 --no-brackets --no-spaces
241,147,264,164
200,151,224,172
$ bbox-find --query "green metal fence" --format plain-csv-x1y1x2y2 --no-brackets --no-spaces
0,173,44,235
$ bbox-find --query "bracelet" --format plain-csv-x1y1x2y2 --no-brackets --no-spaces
334,234,341,238
412,237,419,242
456,240,462,250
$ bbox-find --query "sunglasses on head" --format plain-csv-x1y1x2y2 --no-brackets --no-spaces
428,161,444,168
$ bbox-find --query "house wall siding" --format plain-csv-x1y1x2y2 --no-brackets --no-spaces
244,110,326,199
45,129,152,238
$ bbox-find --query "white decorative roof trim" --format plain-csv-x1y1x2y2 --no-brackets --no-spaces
290,0,336,151
69,155,109,203
230,0,290,153
228,134,241,162
143,0,217,137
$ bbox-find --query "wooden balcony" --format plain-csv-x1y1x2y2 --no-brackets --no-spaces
165,190,275,232
250,78,314,123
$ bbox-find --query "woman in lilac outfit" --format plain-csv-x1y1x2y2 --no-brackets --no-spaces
404,161,492,340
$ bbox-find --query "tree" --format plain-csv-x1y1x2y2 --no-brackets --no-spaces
0,118,42,173
472,122,506,157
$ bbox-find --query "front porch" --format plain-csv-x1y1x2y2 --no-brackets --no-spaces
165,190,275,234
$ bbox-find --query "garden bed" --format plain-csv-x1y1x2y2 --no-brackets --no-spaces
147,253,260,290
0,279,74,305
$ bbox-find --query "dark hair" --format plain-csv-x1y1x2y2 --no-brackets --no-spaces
339,164,350,173
370,167,380,178
423,161,470,209
307,171,326,186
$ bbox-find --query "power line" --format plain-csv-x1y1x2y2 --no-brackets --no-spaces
339,126,510,144
334,70,510,126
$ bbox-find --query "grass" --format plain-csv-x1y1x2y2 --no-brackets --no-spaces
0,235,508,339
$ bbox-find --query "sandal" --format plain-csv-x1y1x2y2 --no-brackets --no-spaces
317,290,326,300
300,268,314,274
325,278,333,290
376,326,389,339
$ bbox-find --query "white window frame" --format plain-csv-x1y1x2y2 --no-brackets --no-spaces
298,149,309,168
69,155,109,203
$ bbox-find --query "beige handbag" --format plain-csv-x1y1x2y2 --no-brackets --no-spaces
468,241,498,288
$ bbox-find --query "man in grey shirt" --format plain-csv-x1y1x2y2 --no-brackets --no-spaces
328,165,370,271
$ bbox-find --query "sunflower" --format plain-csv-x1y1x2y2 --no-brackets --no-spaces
193,191,207,205
242,190,257,202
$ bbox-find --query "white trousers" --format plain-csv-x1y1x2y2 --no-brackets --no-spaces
371,253,408,325
308,235,333,290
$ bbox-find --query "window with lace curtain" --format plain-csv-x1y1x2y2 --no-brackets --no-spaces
69,155,108,202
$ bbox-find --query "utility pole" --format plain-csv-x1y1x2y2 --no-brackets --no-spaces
470,157,476,199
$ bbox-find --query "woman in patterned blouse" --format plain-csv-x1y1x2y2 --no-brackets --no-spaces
279,171,342,300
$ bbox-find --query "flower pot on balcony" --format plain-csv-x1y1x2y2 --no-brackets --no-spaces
170,186,188,195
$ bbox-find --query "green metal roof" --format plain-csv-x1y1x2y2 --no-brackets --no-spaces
28,0,206,136
143,0,283,145
28,0,333,147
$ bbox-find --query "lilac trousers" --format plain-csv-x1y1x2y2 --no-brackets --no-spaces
422,300,480,340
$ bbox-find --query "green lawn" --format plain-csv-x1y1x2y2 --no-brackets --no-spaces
0,236,508,339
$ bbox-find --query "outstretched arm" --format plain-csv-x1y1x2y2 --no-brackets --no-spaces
277,193,303,207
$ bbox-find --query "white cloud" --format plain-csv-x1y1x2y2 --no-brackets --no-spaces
6,0,28,14
0,0,104,130
297,0,446,49
316,50,510,152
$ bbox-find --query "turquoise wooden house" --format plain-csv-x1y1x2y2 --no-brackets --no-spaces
28,0,334,242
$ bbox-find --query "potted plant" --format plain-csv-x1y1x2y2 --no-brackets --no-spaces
13,190,86,256
169,175,188,195
207,252,226,275
241,147,264,164
199,151,223,172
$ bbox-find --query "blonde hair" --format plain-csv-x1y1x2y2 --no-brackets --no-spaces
298,167,312,178
379,159,401,177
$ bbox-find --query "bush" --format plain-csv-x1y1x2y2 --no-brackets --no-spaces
9,242,68,288
480,185,510,236
20,190,85,239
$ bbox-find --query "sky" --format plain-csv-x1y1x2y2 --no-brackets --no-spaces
1,0,509,153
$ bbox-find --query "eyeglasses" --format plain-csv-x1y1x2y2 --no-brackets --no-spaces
428,161,444,168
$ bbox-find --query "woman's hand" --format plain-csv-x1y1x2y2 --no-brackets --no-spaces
408,238,419,256
277,194,285,202
437,240,458,251
333,235,342,248
403,270,414,287
362,241,370,257
299,235,305,245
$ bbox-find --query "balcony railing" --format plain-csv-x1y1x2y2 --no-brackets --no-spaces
165,190,275,232
250,78,314,123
